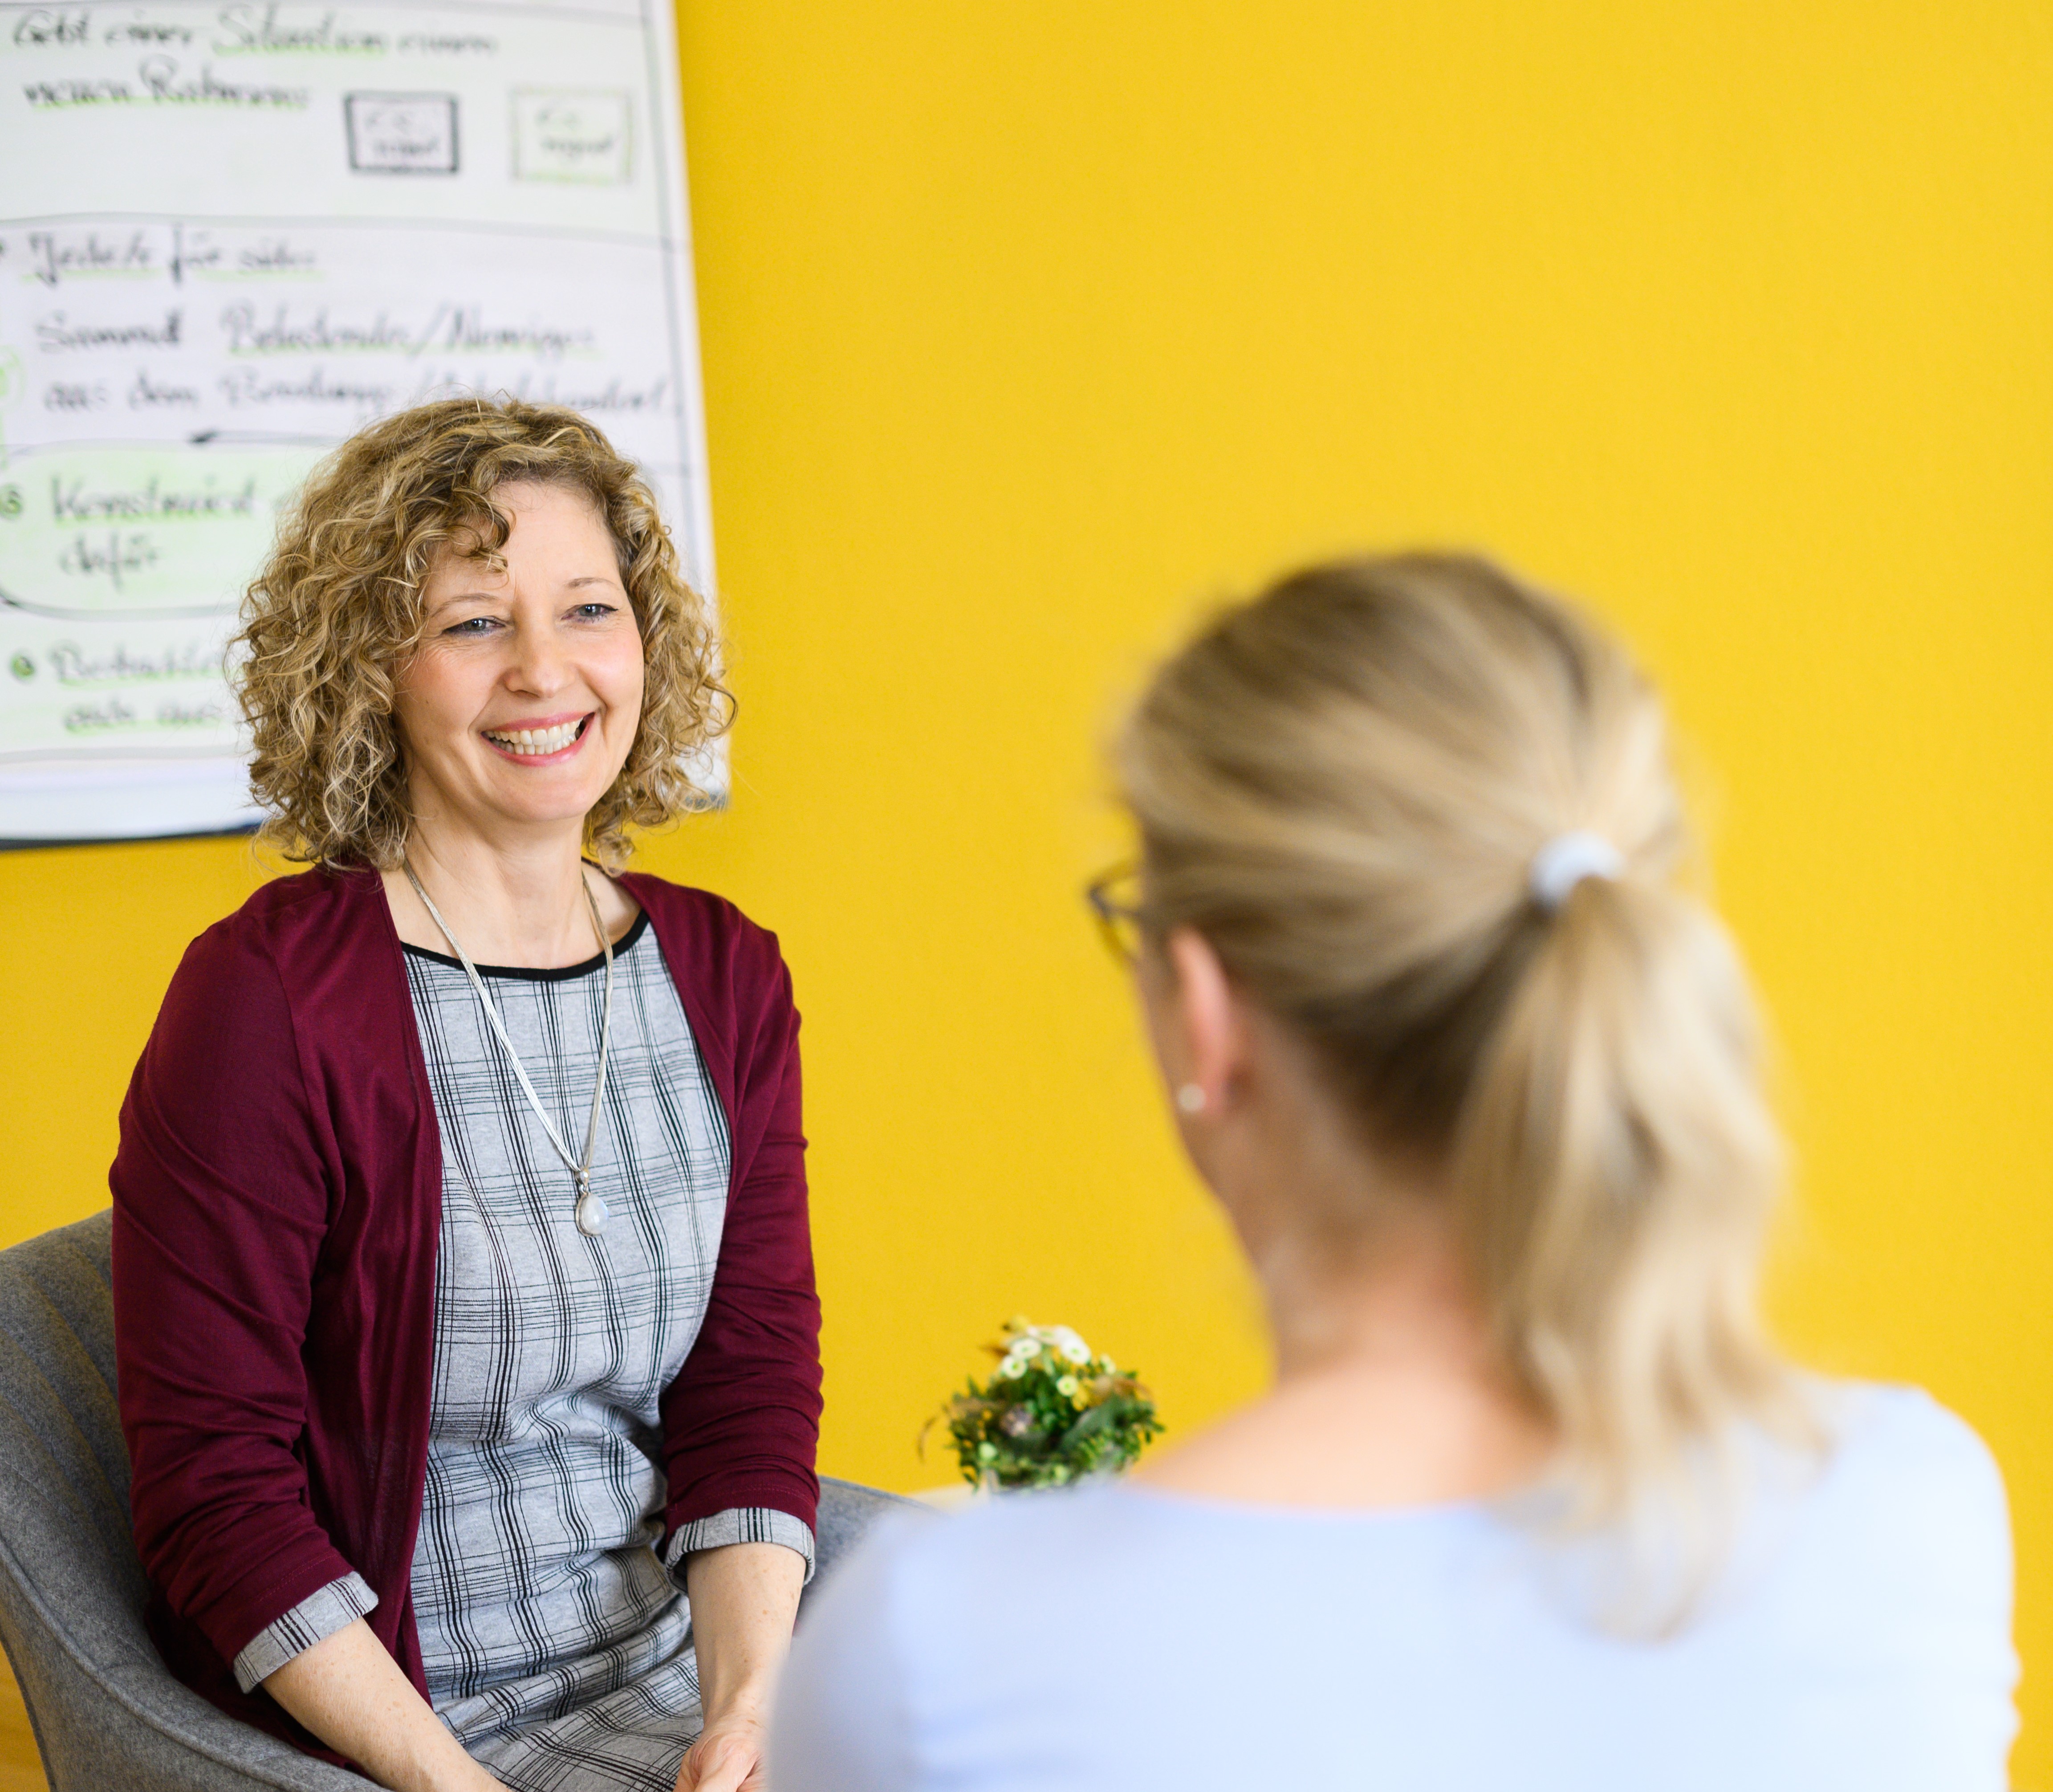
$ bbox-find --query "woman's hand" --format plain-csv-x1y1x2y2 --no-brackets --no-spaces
674,1540,807,1792
676,1705,770,1792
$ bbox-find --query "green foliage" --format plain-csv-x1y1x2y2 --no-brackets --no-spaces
925,1318,1165,1491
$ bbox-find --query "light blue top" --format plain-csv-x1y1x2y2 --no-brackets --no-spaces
772,1384,2016,1791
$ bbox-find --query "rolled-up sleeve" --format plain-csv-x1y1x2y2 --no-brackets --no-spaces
111,919,354,1672
231,1572,380,1692
663,1507,816,1585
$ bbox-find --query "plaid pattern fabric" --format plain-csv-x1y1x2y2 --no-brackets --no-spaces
231,1572,378,1692
236,912,813,1792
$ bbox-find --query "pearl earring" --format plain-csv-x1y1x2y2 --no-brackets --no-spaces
1175,1083,1206,1115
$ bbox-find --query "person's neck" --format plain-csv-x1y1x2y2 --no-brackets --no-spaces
1138,1149,1554,1509
397,815,602,969
1260,1208,1489,1382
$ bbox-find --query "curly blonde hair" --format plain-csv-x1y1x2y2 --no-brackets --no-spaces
235,396,728,869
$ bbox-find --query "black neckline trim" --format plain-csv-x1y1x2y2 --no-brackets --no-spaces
404,908,650,982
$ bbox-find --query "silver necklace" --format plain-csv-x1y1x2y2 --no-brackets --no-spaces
405,860,617,1237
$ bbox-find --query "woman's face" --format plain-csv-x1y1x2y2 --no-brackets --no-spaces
394,480,646,843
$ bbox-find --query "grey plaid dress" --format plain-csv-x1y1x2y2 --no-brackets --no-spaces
232,913,814,1792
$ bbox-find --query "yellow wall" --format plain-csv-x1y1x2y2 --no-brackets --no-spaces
4,0,2049,1776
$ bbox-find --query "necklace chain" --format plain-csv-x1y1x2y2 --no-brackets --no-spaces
404,860,616,1235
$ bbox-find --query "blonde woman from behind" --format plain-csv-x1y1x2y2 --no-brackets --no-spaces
770,554,2017,1792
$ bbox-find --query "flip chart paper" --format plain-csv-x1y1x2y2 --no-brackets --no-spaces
0,0,716,843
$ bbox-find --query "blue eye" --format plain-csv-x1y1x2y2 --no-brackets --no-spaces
572,603,616,620
446,616,500,636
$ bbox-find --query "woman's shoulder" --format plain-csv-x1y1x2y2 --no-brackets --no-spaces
123,868,410,1171
850,1385,2014,1629
785,1409,2017,1791
160,863,379,1000
616,871,791,989
614,868,768,935
187,862,386,961
1724,1381,2018,1775
1807,1382,2006,1527
1794,1380,2012,1604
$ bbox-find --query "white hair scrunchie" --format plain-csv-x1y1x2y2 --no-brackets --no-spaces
1529,830,1624,912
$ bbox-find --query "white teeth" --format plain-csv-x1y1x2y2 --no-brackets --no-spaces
486,719,582,756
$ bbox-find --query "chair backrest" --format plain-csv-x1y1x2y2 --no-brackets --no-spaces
0,1210,138,1622
0,1212,359,1790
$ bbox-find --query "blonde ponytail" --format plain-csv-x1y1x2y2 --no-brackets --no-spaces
1117,554,1813,1607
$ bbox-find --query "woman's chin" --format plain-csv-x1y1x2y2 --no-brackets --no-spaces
464,774,616,834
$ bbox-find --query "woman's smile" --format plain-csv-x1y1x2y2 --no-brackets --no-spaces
480,711,596,762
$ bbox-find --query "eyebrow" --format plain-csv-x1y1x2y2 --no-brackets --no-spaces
430,571,621,607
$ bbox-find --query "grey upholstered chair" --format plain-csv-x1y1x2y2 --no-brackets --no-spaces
0,1210,918,1792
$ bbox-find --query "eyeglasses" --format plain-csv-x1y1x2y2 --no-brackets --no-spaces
1083,862,1148,963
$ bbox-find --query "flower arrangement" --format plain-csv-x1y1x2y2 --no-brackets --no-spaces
928,1317,1164,1490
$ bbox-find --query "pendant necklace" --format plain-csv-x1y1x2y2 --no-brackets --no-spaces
405,860,616,1237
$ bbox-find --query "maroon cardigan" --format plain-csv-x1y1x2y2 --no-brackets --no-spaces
110,865,821,1758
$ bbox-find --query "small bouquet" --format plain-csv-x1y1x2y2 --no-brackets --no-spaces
927,1317,1164,1490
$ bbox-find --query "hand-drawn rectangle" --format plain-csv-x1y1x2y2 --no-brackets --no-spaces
346,92,461,175
513,90,633,184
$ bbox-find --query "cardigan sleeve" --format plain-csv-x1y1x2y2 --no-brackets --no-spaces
659,931,823,1544
110,916,362,1673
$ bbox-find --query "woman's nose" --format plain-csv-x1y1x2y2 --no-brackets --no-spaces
506,619,571,693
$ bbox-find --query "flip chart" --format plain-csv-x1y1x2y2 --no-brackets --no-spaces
0,0,714,842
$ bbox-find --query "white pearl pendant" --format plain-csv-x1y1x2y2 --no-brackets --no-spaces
575,1189,610,1236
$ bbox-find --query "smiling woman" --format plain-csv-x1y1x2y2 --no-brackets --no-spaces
389,480,660,939
108,399,821,1792
237,398,723,880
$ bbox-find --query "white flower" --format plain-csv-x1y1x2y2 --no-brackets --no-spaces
1047,1325,1090,1362
997,1354,1029,1381
1057,1374,1079,1397
1099,1357,1115,1374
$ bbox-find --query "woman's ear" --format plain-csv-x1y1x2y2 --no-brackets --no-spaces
1149,926,1240,1119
